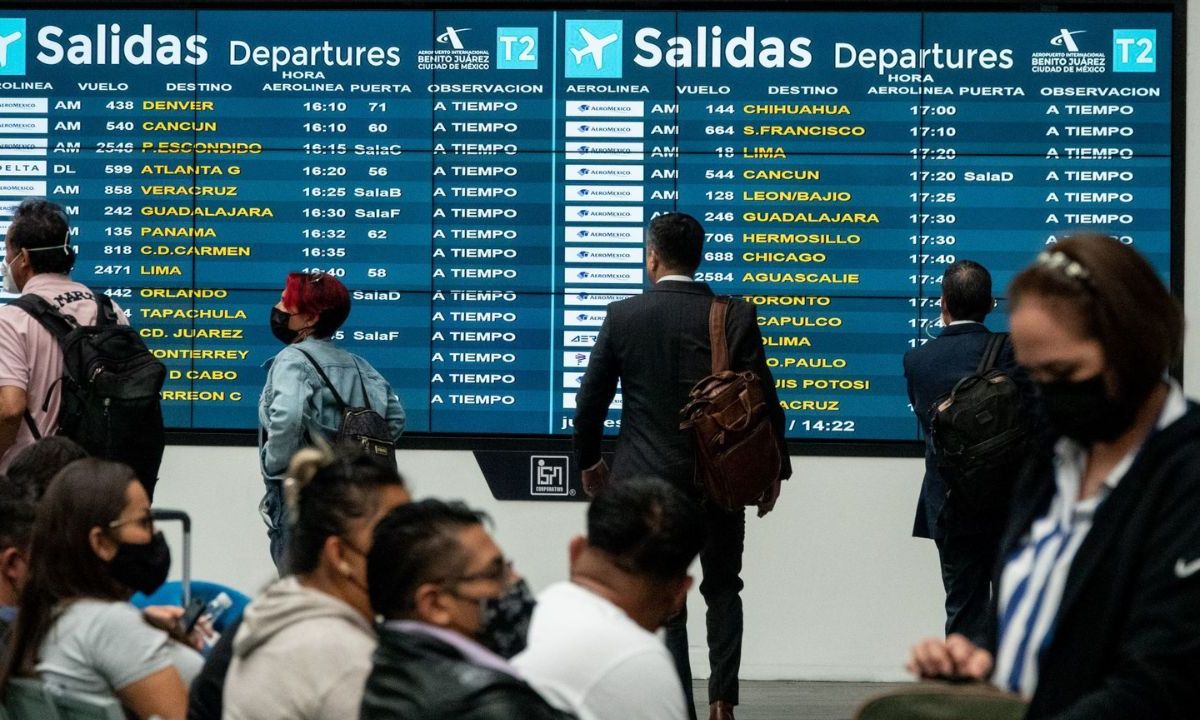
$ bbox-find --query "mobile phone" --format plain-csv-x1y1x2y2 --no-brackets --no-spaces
178,597,207,636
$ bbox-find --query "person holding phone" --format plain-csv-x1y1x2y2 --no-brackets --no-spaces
0,459,201,720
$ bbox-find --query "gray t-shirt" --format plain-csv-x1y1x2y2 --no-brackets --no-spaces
36,599,203,700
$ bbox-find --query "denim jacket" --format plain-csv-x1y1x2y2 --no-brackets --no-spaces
258,337,405,483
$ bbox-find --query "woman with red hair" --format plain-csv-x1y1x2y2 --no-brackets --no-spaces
258,271,406,570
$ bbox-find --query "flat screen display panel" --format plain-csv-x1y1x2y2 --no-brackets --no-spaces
0,5,1175,441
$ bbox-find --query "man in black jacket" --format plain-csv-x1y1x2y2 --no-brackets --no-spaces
903,260,1026,645
573,212,791,720
361,500,573,720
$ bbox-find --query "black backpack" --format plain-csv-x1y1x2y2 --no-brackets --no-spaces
14,293,166,498
928,333,1030,513
296,349,396,466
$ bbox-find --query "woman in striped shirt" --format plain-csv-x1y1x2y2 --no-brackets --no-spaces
907,233,1200,720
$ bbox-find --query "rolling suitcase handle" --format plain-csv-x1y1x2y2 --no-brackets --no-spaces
151,509,192,606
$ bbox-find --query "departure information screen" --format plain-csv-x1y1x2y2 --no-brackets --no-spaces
0,6,1174,440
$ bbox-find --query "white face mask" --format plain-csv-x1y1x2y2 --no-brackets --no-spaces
3,231,73,292
1,255,19,293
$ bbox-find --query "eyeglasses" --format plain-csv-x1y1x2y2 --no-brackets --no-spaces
453,558,514,586
108,514,154,532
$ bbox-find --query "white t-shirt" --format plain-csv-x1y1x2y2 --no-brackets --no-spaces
36,599,203,700
513,582,686,720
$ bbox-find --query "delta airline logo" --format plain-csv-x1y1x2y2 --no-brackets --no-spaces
0,19,26,75
565,19,622,78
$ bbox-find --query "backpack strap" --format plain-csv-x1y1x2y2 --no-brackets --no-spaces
977,332,1009,374
12,295,76,422
92,293,120,326
21,411,41,440
348,357,374,412
295,348,349,411
709,297,731,374
10,294,76,349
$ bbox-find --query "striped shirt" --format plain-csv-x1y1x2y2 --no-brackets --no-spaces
993,380,1187,698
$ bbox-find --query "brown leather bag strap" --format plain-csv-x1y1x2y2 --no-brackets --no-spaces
709,297,731,374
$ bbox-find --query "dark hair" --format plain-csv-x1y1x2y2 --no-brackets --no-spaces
0,459,135,692
1009,233,1183,408
367,499,488,618
647,213,704,274
588,477,706,579
285,443,405,576
6,437,87,503
941,260,993,323
7,198,74,275
0,478,34,554
282,271,351,338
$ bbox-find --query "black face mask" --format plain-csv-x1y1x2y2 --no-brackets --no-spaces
474,578,537,658
270,307,299,345
109,531,171,596
1038,374,1140,444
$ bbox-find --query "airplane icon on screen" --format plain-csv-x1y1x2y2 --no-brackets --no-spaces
0,30,21,68
571,29,617,70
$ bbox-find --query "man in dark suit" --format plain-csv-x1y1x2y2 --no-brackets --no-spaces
903,260,1024,645
573,212,791,720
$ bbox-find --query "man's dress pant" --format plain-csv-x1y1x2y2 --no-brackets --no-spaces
665,503,746,719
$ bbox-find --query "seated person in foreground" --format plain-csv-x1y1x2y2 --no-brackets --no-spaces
361,499,574,720
222,445,408,720
0,459,201,720
0,477,34,656
6,436,87,502
514,476,706,720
